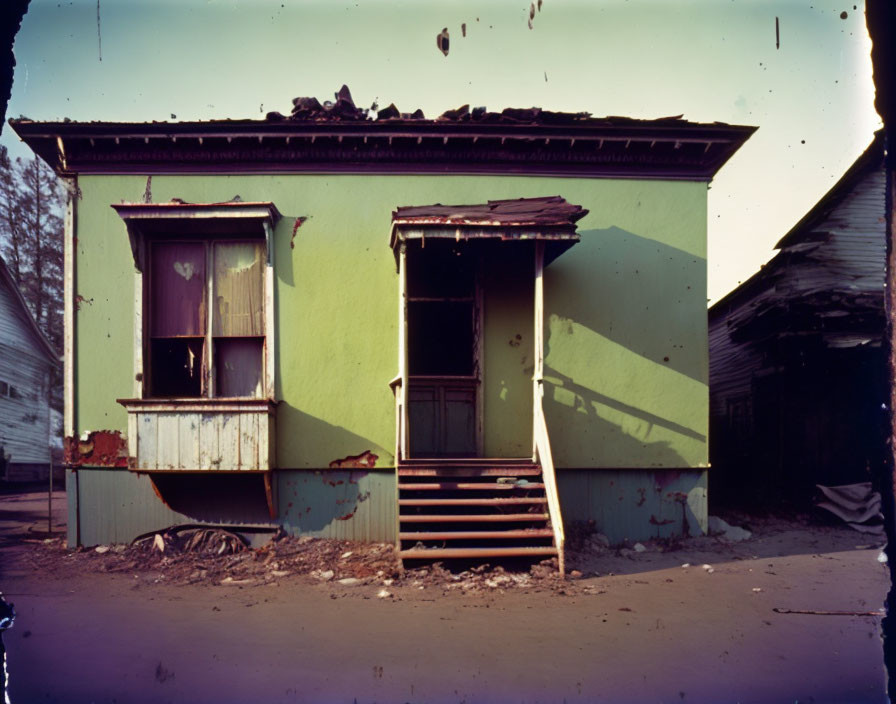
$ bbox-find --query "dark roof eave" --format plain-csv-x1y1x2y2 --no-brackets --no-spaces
9,117,757,180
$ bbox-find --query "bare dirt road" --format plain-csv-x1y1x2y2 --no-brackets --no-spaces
0,487,889,704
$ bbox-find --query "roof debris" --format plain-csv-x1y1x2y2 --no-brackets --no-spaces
265,85,702,128
437,27,450,55
393,195,588,227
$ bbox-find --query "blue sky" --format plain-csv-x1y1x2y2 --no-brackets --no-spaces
1,0,880,302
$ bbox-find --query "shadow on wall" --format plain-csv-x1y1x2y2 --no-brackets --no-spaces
150,473,272,524
546,226,707,385
543,365,694,468
545,362,702,459
276,402,392,469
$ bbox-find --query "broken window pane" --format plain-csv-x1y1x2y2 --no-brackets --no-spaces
213,242,263,337
215,338,263,398
150,338,204,397
151,242,206,337
407,241,475,299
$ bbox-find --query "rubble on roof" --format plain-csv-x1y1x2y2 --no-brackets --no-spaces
393,195,588,227
266,86,694,127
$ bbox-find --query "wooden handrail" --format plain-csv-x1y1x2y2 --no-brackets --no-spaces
533,382,565,576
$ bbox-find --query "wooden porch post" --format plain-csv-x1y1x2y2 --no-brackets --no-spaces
533,240,545,460
398,241,409,460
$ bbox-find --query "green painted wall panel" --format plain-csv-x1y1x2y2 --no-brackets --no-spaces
75,174,707,470
481,247,534,457
557,468,708,545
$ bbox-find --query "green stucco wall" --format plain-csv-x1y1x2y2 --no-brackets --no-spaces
74,174,707,470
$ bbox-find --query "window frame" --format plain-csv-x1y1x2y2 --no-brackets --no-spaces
112,201,279,404
145,236,267,399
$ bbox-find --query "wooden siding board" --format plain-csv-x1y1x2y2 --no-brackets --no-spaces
137,414,157,470
0,265,55,466
0,343,52,465
177,413,200,469
155,413,180,470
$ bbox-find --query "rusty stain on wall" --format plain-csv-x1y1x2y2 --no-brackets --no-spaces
328,450,378,469
64,430,131,468
290,216,308,249
336,491,371,520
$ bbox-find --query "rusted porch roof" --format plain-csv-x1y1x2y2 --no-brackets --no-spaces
390,196,586,265
392,196,588,228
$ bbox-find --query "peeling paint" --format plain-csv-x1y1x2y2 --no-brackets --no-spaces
290,216,308,249
336,490,371,520
64,430,131,468
653,470,682,490
328,450,378,469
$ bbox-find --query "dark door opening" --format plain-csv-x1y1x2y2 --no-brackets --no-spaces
406,241,479,457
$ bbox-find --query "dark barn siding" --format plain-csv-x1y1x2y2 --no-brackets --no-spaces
709,135,887,508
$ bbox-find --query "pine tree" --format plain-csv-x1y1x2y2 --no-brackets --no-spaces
0,148,64,403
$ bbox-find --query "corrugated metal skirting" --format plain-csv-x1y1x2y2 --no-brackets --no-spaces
68,467,397,547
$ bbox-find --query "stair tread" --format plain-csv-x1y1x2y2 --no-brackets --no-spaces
399,457,535,465
400,513,550,523
398,467,542,477
400,497,548,506
398,482,545,491
400,529,555,540
399,546,558,559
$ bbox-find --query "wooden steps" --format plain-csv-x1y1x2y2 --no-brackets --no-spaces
396,458,559,566
399,546,558,560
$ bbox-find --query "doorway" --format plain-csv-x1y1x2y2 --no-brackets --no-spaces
406,241,480,457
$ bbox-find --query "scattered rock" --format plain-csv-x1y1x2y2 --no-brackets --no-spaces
94,545,110,554
340,551,353,559
569,570,583,579
377,589,391,599
752,587,762,593
338,577,362,587
153,534,165,553
220,577,254,586
708,516,752,542
270,570,290,578
633,543,647,553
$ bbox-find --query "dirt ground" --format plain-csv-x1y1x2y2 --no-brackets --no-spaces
0,486,890,704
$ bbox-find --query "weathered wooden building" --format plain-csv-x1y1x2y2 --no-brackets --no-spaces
709,132,886,506
0,254,59,482
11,91,753,564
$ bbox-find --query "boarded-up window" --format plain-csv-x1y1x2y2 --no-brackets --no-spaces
148,239,264,399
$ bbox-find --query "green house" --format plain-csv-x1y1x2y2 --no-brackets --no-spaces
10,93,753,570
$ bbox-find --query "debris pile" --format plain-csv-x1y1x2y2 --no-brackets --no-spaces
266,85,687,127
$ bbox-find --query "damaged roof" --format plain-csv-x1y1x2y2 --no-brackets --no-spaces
709,131,886,346
9,85,756,180
393,196,588,227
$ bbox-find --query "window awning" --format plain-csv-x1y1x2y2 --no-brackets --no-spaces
111,200,280,270
390,196,587,266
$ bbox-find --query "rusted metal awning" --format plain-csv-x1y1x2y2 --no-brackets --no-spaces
390,196,587,265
